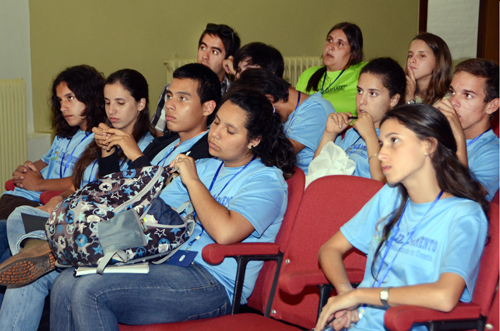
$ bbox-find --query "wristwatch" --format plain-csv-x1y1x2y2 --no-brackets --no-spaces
380,287,392,308
407,99,416,104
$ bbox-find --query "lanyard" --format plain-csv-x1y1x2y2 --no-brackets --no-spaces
209,155,256,198
189,155,257,246
345,136,362,157
466,128,491,147
320,69,345,94
284,92,301,135
157,146,177,166
372,190,444,287
60,132,91,178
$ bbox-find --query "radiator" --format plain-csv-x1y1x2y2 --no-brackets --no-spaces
164,56,323,87
0,79,27,194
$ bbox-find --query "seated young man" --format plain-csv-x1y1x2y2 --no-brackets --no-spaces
233,68,335,175
151,23,240,135
222,41,284,79
99,63,221,175
0,63,222,330
435,58,499,201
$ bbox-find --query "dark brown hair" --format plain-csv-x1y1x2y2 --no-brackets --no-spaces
305,22,363,93
372,104,489,280
72,69,155,189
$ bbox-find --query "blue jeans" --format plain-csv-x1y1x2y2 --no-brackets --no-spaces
51,262,231,331
0,219,10,307
0,206,54,331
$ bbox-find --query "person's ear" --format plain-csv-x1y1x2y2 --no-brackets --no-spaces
138,98,146,111
485,98,499,115
201,100,216,117
425,137,438,156
247,136,262,150
389,94,401,109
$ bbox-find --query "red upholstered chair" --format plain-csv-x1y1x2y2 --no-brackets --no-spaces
5,179,15,191
384,202,499,331
492,111,499,138
178,175,383,331
485,289,499,331
119,167,306,331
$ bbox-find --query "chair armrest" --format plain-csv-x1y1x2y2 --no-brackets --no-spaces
384,302,482,331
202,242,280,265
40,191,65,205
279,267,366,295
5,179,15,191
279,270,329,295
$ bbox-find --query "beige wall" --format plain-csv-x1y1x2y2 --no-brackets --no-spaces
29,0,419,133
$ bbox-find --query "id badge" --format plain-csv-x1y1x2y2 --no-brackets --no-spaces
166,250,198,267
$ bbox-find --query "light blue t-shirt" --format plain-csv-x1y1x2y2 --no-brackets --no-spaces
160,158,288,304
3,129,94,202
150,132,207,167
335,128,379,179
284,92,335,175
467,129,499,201
340,184,488,331
80,132,155,188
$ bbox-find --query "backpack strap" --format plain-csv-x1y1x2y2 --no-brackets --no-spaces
96,250,128,274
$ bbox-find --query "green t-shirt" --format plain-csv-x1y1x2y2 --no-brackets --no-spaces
296,62,367,116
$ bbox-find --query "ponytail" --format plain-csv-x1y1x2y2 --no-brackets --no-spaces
305,66,328,93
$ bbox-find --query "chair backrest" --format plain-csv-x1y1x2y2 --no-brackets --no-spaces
246,167,305,312
472,202,499,316
269,175,384,329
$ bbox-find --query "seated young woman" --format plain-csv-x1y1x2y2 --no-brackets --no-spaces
98,63,221,176
0,69,155,331
404,32,452,105
314,58,405,181
0,65,106,219
296,22,366,115
0,65,106,305
316,104,489,331
49,88,296,331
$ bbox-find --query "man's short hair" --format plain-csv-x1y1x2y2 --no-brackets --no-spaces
173,63,221,123
231,68,290,103
454,59,499,103
233,42,285,78
198,23,240,59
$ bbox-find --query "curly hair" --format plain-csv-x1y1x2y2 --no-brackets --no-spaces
51,65,106,138
221,89,296,179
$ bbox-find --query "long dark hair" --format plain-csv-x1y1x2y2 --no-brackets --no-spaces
72,69,155,188
408,33,451,105
51,65,107,138
360,57,406,106
306,22,363,93
222,89,296,179
371,104,489,279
